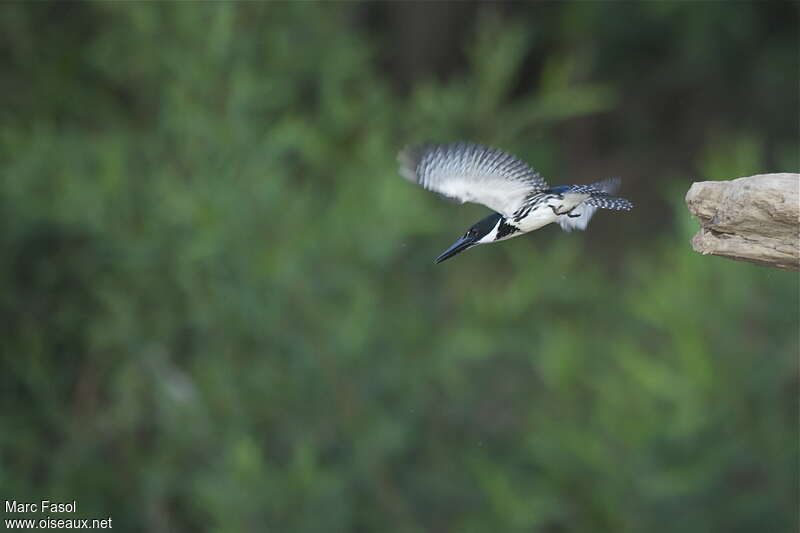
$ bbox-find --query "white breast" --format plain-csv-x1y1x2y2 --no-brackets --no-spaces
516,207,558,232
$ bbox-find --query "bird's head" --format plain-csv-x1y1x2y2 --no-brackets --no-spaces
435,213,504,264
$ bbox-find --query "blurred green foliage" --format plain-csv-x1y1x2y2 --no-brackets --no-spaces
0,3,797,533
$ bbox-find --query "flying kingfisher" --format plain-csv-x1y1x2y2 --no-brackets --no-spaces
398,142,634,263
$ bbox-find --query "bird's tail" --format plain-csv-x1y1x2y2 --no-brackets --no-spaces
585,177,634,211
558,177,633,232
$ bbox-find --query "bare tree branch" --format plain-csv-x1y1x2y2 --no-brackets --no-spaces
685,173,799,271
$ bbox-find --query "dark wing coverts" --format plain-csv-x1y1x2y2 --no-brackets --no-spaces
398,142,548,217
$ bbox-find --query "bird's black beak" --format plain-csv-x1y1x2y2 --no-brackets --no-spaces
435,235,476,264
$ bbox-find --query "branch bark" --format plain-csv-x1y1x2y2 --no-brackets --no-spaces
685,173,799,271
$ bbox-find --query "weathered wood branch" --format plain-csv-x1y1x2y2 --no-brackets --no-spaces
685,173,799,271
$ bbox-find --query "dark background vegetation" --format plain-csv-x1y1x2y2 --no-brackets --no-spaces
1,2,798,532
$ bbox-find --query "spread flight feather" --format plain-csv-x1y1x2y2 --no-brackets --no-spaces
398,142,548,218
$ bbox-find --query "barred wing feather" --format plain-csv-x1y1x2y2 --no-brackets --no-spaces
398,142,548,218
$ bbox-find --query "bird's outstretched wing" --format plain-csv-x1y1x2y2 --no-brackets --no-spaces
557,177,634,232
398,142,548,218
